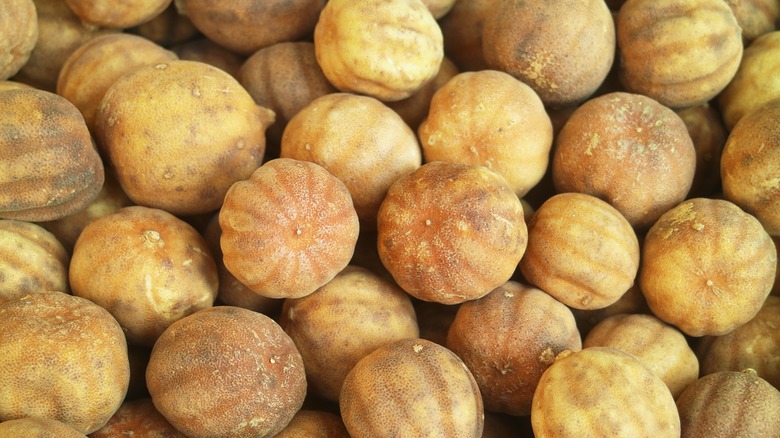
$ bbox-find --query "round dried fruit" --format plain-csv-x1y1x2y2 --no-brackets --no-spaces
314,0,444,101
0,0,38,81
446,281,582,416
718,30,780,130
377,161,527,304
0,417,87,437
63,0,171,29
280,265,419,401
0,219,69,305
280,93,422,229
640,198,777,336
721,97,780,236
617,0,743,109
69,205,219,346
418,69,553,197
519,192,640,310
697,295,780,389
219,158,360,299
57,33,178,132
531,347,680,437
94,60,274,216
0,292,130,434
676,369,780,437
551,92,696,230
583,313,699,398
146,306,307,438
482,0,615,108
0,89,105,222
340,338,483,437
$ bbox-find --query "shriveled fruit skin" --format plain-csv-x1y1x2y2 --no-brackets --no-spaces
57,33,178,132
174,0,326,56
90,398,186,438
531,347,680,438
720,97,780,236
63,0,172,29
340,338,483,438
219,158,360,299
387,56,460,131
551,92,696,230
725,0,780,42
377,161,527,304
95,60,274,216
418,69,553,198
0,219,69,305
482,0,615,108
676,369,780,437
0,0,38,81
0,89,105,222
0,417,87,437
0,292,130,434
280,265,419,401
718,31,780,130
617,0,743,109
446,281,582,416
13,0,117,92
203,214,282,315
640,198,777,337
272,410,349,438
69,205,219,347
280,93,422,229
314,0,444,102
519,192,640,310
238,41,337,154
38,171,132,254
146,306,307,438
584,313,700,398
697,296,780,389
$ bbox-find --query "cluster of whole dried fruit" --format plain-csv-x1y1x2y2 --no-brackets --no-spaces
0,0,778,437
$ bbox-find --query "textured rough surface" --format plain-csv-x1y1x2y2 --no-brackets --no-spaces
377,161,527,304
146,306,307,438
584,313,700,398
0,0,38,81
418,70,553,197
552,92,696,230
446,281,582,416
676,370,780,437
640,198,777,336
617,0,743,109
483,0,615,107
95,60,274,216
340,338,483,437
531,347,680,437
280,93,421,228
0,292,130,434
57,33,177,131
0,417,87,437
220,158,360,299
520,192,640,310
314,0,444,101
280,265,419,401
89,398,187,438
64,0,172,29
69,205,219,346
0,89,105,222
0,219,69,305
721,97,780,236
